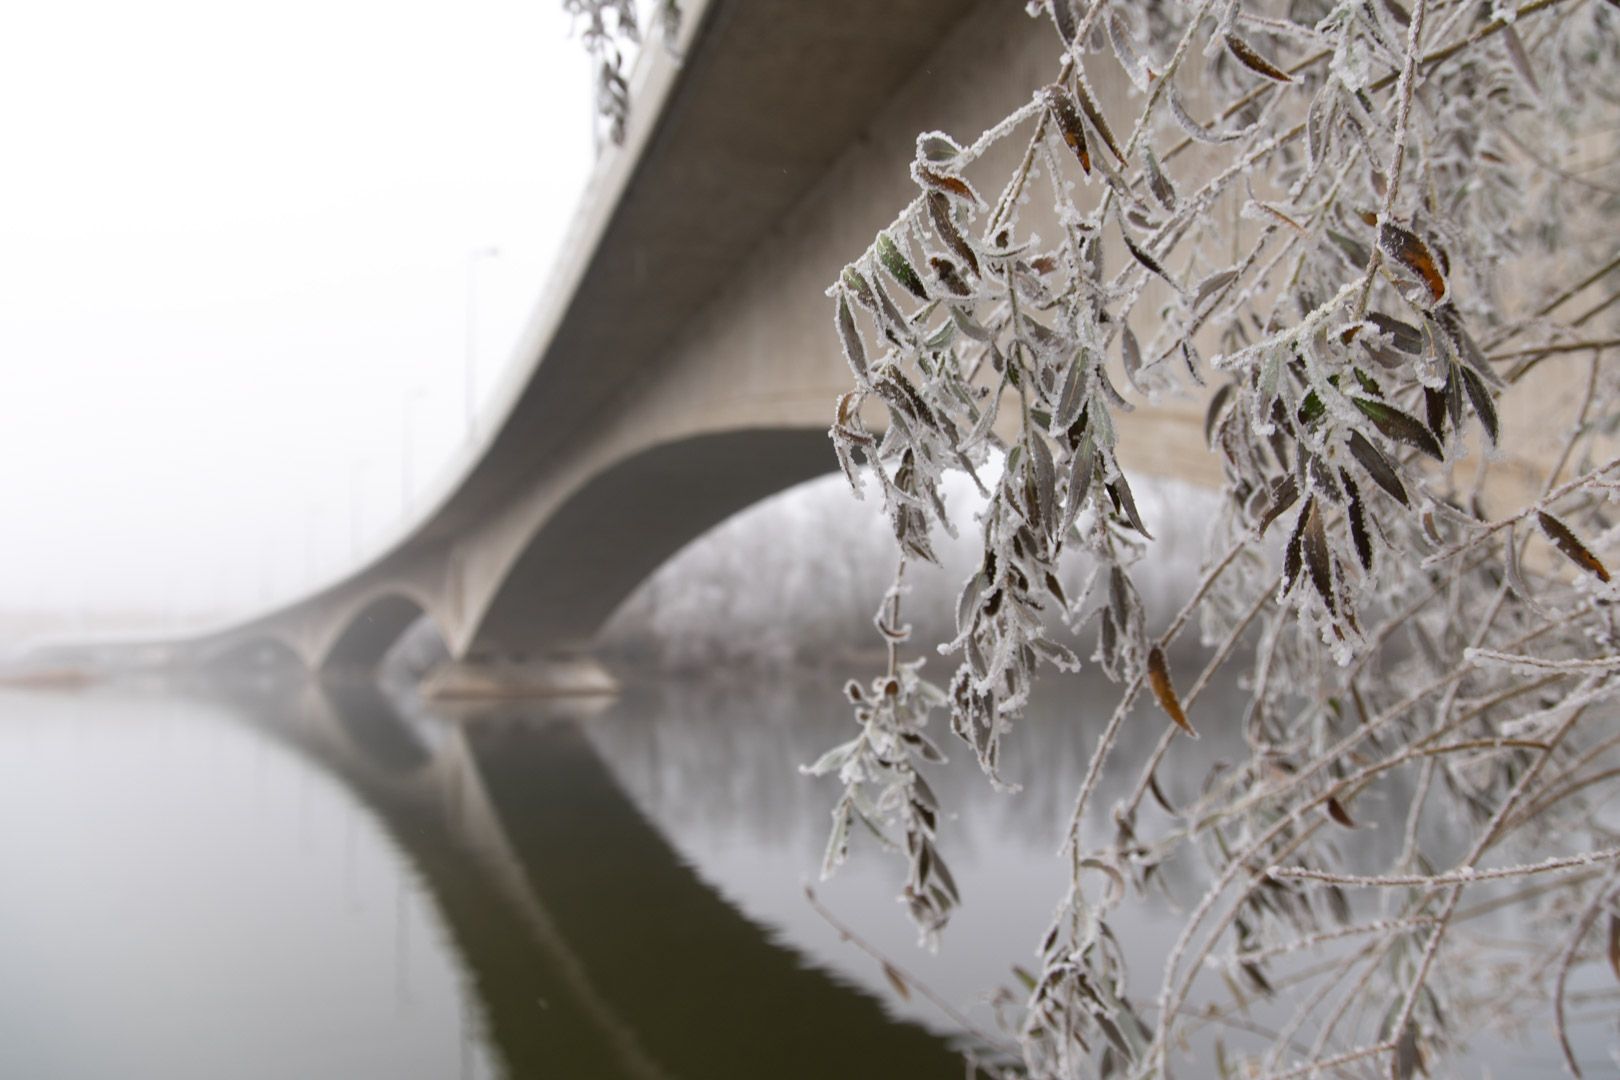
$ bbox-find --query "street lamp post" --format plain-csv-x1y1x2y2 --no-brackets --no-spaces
464,246,501,444
349,457,370,561
303,501,318,587
401,386,428,517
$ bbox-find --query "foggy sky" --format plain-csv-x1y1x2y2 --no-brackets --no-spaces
0,0,597,627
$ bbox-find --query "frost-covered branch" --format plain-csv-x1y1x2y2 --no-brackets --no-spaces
1269,846,1620,888
805,0,1620,1074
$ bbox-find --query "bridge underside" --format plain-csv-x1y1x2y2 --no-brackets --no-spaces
467,428,836,657
312,593,435,677
162,1,1224,696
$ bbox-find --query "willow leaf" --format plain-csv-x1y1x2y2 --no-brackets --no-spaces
1303,497,1335,613
1072,74,1126,164
1204,383,1234,445
1109,475,1153,539
1353,397,1444,460
927,192,979,276
877,232,928,301
913,164,979,205
1458,364,1499,445
1346,477,1373,571
1257,474,1300,536
1378,222,1447,304
1148,646,1197,738
835,290,866,379
1044,85,1091,173
1537,511,1611,583
1346,429,1409,506
1144,147,1177,210
1225,34,1292,82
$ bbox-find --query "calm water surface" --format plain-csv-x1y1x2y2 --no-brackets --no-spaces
0,669,1606,1078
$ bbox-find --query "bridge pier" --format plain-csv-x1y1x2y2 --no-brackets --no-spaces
420,652,619,700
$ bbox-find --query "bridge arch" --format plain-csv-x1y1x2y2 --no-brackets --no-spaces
311,589,446,676
462,426,837,659
200,634,307,673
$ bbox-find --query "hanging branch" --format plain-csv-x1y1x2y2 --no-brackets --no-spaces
799,0,1620,1074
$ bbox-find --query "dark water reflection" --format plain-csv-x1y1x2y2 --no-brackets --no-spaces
1,668,1608,1078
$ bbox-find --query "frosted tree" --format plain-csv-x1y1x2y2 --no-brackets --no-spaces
562,0,681,145
806,0,1620,1076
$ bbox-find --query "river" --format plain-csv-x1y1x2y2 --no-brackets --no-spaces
0,667,1603,1077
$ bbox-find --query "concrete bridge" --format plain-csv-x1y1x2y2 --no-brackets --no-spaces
136,0,1594,695
170,0,1221,693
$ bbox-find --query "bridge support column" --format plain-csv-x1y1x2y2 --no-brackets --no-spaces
421,651,619,700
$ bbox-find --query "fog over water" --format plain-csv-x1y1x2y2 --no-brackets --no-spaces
0,0,595,635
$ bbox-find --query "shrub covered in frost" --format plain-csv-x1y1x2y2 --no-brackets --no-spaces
803,1,1620,1076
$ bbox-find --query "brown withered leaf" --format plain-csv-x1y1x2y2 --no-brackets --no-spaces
1303,497,1335,613
1072,75,1126,164
1378,222,1447,303
927,192,980,276
835,389,858,427
1225,34,1293,82
1044,85,1090,173
1538,511,1612,583
1122,229,1174,287
1325,795,1357,828
1147,645,1197,738
1608,912,1619,982
914,164,978,205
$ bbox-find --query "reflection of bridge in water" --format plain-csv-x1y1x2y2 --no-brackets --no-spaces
221,677,960,1079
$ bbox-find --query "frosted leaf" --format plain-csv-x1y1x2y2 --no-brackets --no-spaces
803,0,1620,1066
1331,32,1371,93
